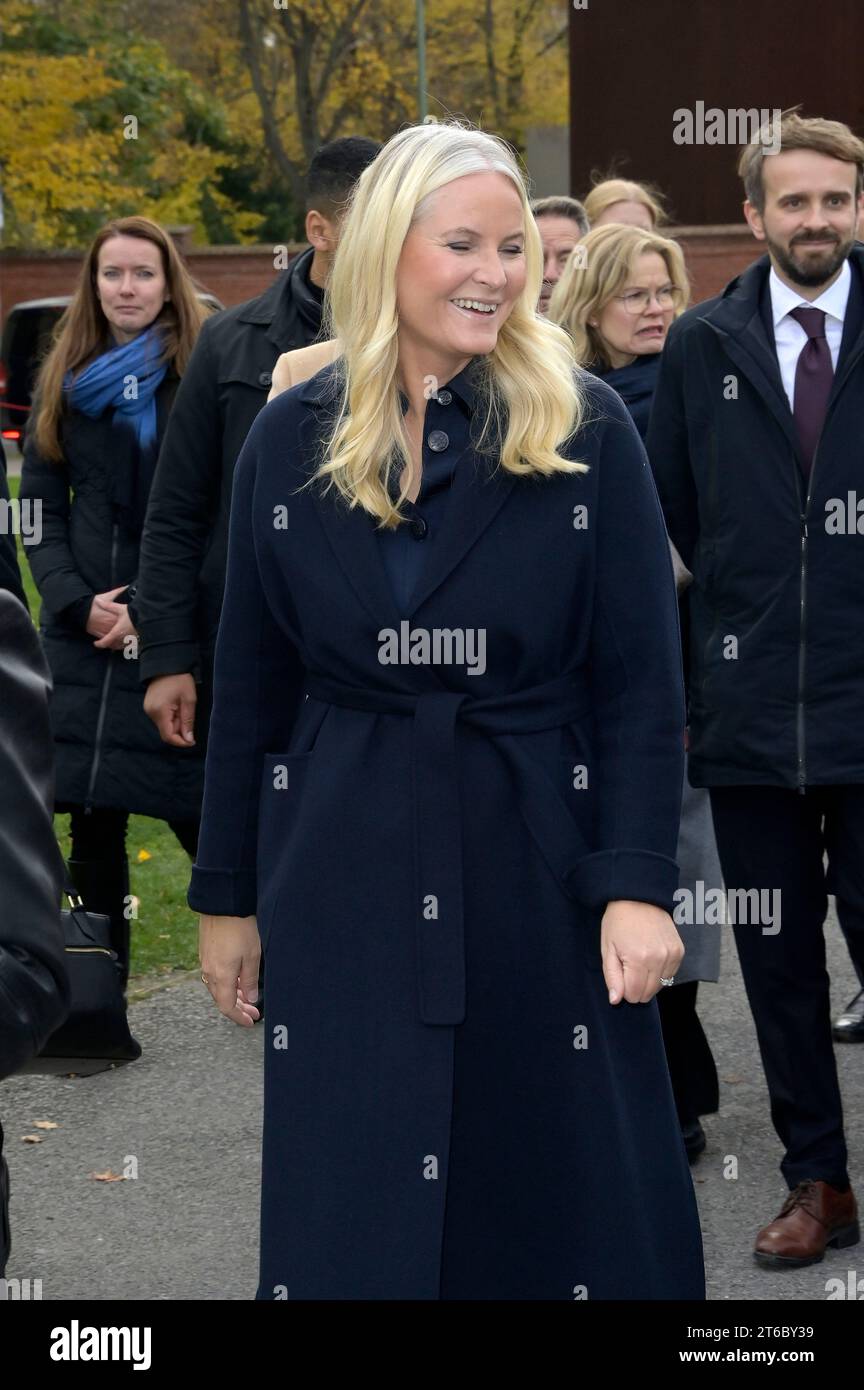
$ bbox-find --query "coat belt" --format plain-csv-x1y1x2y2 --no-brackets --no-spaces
303,671,594,1026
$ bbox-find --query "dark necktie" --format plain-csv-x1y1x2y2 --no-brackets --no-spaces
789,305,834,478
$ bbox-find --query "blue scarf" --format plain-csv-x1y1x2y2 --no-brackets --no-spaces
65,326,167,453
65,327,168,534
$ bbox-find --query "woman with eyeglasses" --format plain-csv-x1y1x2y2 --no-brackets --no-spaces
550,223,723,1165
548,223,686,441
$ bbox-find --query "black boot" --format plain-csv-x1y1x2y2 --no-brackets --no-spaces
67,856,132,993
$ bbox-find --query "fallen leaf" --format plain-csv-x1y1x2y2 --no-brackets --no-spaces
21,1135,43,1144
89,1170,126,1182
137,849,152,863
33,1120,59,1130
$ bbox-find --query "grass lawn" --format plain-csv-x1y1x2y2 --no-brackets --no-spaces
10,473,199,980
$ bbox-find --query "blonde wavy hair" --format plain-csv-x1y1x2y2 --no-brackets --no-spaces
548,223,690,370
315,121,587,528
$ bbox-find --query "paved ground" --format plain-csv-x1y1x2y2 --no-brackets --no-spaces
2,904,862,1301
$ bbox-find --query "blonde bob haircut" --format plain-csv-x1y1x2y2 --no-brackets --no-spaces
547,223,690,371
317,121,587,528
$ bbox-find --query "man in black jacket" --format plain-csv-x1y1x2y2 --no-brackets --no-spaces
0,591,69,1276
135,136,380,753
648,112,864,1268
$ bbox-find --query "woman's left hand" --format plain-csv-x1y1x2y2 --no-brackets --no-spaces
92,603,138,651
600,899,684,1005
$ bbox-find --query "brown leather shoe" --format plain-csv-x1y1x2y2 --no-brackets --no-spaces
754,1180,860,1268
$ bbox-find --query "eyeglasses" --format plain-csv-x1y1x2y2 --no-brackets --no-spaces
613,286,683,314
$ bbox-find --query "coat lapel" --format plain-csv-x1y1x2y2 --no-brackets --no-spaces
702,260,803,465
314,474,404,630
297,361,519,624
405,451,517,617
830,254,864,405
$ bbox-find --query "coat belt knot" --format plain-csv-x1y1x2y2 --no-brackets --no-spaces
304,671,595,1024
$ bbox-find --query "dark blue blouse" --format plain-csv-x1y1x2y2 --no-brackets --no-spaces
378,362,479,611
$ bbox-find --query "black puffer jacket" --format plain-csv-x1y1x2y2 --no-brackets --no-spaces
19,375,204,819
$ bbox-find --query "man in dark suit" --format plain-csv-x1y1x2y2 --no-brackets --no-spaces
135,136,380,755
648,111,864,1267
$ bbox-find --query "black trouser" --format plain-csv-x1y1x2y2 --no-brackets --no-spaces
709,784,864,1191
64,807,199,988
656,981,719,1127
68,806,199,861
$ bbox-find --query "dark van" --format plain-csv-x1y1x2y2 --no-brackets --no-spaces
0,292,222,445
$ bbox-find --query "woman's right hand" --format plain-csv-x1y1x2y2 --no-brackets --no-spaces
199,914,262,1027
85,585,128,638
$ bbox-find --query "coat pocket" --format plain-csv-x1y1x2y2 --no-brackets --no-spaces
256,750,312,953
579,904,606,974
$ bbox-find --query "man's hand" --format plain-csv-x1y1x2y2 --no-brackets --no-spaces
601,899,684,1005
144,672,197,747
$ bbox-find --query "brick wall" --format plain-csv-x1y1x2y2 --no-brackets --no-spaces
0,226,761,324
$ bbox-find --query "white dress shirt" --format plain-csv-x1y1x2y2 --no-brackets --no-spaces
770,260,850,412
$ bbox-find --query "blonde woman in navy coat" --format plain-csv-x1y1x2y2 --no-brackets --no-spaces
188,121,705,1301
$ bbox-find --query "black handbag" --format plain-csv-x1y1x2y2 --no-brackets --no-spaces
38,871,141,1062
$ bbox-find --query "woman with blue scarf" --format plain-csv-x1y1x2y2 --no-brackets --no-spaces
20,217,210,1014
550,222,724,1164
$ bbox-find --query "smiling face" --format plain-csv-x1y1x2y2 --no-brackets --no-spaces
536,213,583,315
592,251,677,367
95,234,169,344
745,149,863,292
394,171,528,386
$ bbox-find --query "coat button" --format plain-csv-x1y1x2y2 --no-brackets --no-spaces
427,430,449,452
411,516,428,540
436,389,452,405
258,371,272,387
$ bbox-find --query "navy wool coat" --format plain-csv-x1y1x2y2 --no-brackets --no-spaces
188,361,705,1301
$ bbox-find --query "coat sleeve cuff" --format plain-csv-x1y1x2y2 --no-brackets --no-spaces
139,640,201,684
187,865,257,917
564,849,680,916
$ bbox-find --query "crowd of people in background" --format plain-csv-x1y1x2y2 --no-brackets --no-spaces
2,108,864,1294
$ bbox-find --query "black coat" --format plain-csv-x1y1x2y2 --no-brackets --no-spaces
19,376,204,820
0,590,70,1275
188,363,704,1300
133,250,324,747
647,248,864,789
0,590,69,1081
595,352,661,442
